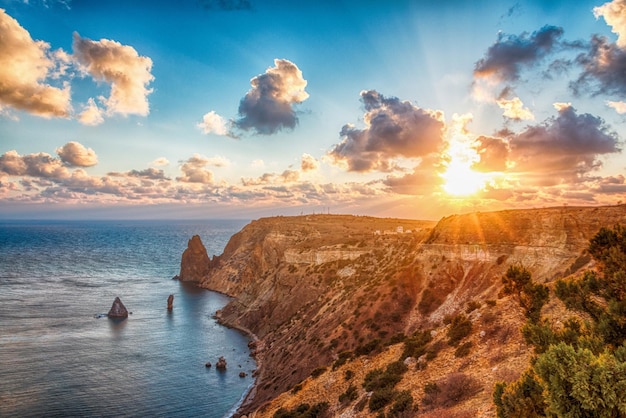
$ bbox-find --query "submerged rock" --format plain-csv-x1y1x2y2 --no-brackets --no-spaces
216,356,227,370
167,294,174,311
205,362,212,368
107,297,129,319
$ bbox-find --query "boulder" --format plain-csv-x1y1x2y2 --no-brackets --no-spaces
216,356,227,370
167,294,174,310
107,297,128,319
178,235,210,282
205,362,212,368
239,372,247,378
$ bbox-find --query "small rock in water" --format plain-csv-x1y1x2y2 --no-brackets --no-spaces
216,356,227,370
167,294,174,311
239,372,247,378
107,297,129,319
205,362,212,368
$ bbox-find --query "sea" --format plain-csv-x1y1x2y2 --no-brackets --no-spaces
0,219,254,418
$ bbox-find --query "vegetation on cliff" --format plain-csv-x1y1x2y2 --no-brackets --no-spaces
178,206,626,417
494,224,626,417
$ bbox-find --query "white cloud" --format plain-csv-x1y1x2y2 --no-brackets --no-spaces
496,97,534,120
594,0,626,48
0,9,71,118
607,100,626,113
77,98,104,126
197,110,230,135
56,141,98,167
72,32,154,116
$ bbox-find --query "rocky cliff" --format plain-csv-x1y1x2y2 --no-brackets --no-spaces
179,206,626,417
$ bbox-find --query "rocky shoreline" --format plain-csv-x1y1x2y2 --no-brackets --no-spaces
212,309,264,418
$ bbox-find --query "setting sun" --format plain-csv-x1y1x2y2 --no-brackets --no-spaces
442,159,487,196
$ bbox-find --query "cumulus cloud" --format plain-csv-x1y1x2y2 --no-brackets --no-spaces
235,59,309,135
72,32,154,116
594,0,626,48
151,157,170,166
382,154,446,195
499,105,619,183
197,111,231,136
0,9,71,118
300,153,319,172
328,90,445,172
77,98,104,126
607,100,626,113
572,34,626,96
0,150,70,179
56,141,98,167
472,136,510,172
496,97,534,120
176,154,217,184
474,25,564,83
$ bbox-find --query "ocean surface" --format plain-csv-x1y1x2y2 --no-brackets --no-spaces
0,219,254,418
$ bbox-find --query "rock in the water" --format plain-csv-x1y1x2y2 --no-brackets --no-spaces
179,235,210,282
205,362,212,368
107,297,128,319
239,372,247,378
167,294,174,310
216,356,227,370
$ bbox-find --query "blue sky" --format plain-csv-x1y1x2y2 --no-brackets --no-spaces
1,0,625,219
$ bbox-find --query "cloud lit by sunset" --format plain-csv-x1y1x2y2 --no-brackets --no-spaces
1,1,625,220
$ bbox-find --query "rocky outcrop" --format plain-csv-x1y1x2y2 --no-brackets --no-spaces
107,297,128,319
216,356,227,370
167,294,174,310
182,206,626,416
179,235,210,282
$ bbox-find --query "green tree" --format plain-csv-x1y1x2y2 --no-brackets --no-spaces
494,224,626,417
502,265,549,322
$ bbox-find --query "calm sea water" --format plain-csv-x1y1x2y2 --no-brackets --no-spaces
0,219,254,418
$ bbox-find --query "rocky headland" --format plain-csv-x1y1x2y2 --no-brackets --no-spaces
179,206,626,417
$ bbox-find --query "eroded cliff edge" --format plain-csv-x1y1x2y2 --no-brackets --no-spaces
179,206,626,417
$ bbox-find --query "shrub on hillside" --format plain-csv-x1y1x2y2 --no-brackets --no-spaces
447,314,472,347
422,373,481,409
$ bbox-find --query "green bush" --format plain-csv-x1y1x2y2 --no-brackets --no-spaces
454,341,473,358
389,390,414,415
339,384,358,403
369,387,396,411
447,314,472,346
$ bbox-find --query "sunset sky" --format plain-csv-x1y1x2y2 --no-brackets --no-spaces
1,0,626,220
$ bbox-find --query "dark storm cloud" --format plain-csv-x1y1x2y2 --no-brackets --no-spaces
474,25,564,82
572,34,626,96
234,59,308,135
328,90,445,172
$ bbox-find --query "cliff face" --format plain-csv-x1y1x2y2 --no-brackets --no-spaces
180,206,626,417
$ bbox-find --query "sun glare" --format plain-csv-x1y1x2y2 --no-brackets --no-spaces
442,159,486,196
441,131,487,197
